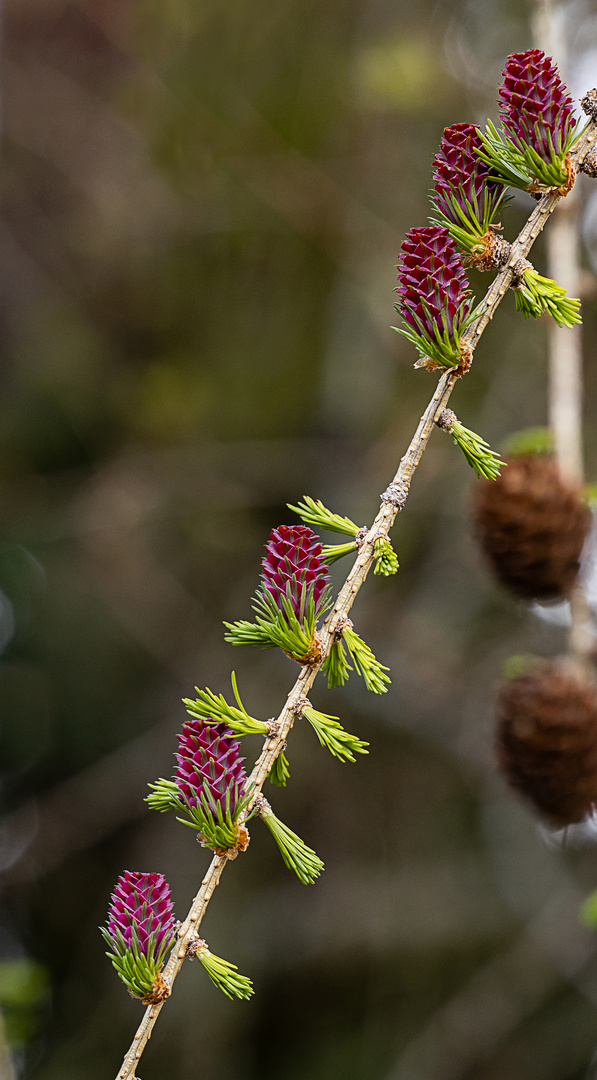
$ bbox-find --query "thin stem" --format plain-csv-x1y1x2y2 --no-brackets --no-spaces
115,110,597,1080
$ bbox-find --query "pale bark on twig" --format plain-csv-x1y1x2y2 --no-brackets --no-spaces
115,111,597,1080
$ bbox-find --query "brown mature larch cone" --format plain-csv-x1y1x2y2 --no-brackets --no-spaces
472,453,590,600
496,659,597,824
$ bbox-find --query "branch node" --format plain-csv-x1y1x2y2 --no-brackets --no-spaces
453,341,473,377
139,973,171,1005
468,229,511,271
283,632,323,666
582,89,597,119
354,526,369,547
293,696,310,717
581,147,597,178
186,937,206,959
208,824,250,860
253,794,270,816
381,479,409,509
511,258,533,288
436,408,456,431
334,615,353,640
267,718,280,736
373,528,392,550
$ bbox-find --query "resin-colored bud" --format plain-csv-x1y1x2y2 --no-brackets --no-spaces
102,871,177,1000
261,524,330,621
395,226,474,369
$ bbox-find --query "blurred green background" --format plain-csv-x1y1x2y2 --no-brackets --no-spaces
4,0,597,1077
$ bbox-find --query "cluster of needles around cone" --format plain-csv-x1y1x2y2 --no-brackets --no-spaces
114,106,597,1080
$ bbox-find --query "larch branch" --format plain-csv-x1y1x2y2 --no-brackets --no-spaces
115,105,597,1080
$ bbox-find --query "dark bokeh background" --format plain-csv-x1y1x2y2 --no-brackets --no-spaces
4,1,597,1077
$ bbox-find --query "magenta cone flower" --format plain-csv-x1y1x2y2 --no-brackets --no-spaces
500,49,575,160
102,871,177,997
395,226,473,367
175,718,247,817
477,50,578,193
431,123,506,246
107,871,175,957
261,524,330,621
223,523,331,658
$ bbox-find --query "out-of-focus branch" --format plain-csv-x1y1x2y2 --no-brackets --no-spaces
546,201,584,483
0,1010,16,1080
115,109,597,1080
382,884,596,1080
533,0,594,660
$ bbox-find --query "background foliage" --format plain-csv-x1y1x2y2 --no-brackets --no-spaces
4,1,597,1077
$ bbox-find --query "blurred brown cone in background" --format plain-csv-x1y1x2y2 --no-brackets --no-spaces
472,454,590,600
496,658,597,825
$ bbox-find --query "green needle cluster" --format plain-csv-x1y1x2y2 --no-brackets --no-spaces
192,944,254,1001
